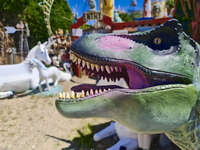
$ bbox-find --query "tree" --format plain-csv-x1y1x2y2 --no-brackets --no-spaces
174,0,200,43
119,11,142,22
0,0,73,47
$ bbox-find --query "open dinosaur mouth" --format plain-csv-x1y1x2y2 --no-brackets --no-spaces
58,52,192,101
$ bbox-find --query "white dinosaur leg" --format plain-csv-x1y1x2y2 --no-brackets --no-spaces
38,83,42,92
0,91,14,99
107,138,138,150
93,122,116,142
54,78,59,86
138,134,152,150
46,79,50,90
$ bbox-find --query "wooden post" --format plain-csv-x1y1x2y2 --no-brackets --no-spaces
16,21,25,62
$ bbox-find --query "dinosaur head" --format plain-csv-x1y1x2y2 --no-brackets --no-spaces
56,19,200,133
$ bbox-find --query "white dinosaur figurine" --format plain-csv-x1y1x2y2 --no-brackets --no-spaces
0,40,53,99
31,58,72,91
94,122,152,150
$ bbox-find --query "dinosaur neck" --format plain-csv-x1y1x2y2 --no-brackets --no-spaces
165,93,200,150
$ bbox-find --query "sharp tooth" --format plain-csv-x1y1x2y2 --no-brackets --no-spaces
108,88,111,91
95,64,100,72
115,66,118,72
101,76,104,80
66,92,70,99
90,89,94,95
99,89,102,93
95,89,98,94
71,91,75,99
59,93,62,99
86,62,90,69
81,90,85,98
91,64,95,70
78,58,81,65
76,93,80,98
86,91,89,96
72,57,77,63
105,65,111,74
62,92,66,99
101,66,104,72
103,89,107,92
70,54,74,60
119,67,122,72
110,66,114,72
82,60,85,67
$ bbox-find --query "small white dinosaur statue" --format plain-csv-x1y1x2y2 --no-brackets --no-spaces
31,58,72,91
0,40,53,99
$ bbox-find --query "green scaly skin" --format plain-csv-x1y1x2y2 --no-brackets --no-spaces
56,19,200,150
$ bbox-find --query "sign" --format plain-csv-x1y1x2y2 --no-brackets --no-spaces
83,11,102,22
72,28,83,37
5,26,17,34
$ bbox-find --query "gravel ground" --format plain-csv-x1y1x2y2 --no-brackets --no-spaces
0,76,111,150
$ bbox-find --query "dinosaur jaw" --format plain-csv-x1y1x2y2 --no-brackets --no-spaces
57,51,192,101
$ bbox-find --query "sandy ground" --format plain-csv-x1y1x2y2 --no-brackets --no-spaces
0,76,111,150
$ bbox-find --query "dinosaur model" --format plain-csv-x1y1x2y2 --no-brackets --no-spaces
56,19,200,150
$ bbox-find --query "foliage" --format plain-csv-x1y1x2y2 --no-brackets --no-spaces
119,11,142,22
166,0,175,10
174,0,199,41
80,24,93,30
119,13,132,22
0,0,73,47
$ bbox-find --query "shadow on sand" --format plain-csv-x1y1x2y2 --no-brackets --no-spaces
46,121,118,150
46,121,180,150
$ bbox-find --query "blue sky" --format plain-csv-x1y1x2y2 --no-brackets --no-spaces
67,0,143,17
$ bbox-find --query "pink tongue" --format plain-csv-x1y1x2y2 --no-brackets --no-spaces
127,68,148,89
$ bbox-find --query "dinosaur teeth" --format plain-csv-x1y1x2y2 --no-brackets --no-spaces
101,65,104,72
62,92,66,99
119,67,122,72
95,64,100,72
110,66,114,72
114,66,118,72
105,65,111,74
95,89,98,94
76,93,81,98
86,91,89,96
81,90,85,98
90,89,94,95
86,62,90,69
99,89,102,93
71,91,75,99
91,64,95,70
59,92,63,99
78,58,81,65
66,92,70,99
82,60,85,67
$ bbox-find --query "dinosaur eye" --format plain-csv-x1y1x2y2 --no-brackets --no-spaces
154,37,162,45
